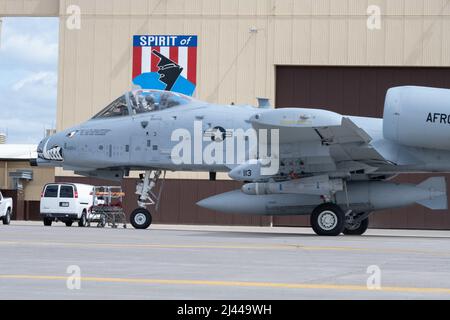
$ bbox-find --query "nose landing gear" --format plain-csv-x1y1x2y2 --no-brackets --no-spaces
131,170,166,230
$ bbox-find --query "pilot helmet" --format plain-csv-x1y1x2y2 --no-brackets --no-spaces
145,94,155,104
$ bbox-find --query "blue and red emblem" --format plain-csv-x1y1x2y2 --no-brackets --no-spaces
132,35,197,96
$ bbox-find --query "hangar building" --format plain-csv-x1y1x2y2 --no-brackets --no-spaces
2,0,450,229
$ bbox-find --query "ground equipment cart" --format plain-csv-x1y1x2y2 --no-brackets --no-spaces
88,186,127,229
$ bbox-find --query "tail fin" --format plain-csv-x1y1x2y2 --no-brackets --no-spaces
416,177,448,210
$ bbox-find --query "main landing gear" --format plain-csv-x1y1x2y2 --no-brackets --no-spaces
343,211,370,236
130,170,165,230
310,203,370,236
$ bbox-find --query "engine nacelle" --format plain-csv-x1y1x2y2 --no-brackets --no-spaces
383,86,450,151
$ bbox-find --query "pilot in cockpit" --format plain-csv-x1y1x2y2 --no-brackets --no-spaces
131,90,184,114
134,93,155,113
159,93,169,110
112,102,129,116
135,95,146,113
159,92,180,110
144,95,156,111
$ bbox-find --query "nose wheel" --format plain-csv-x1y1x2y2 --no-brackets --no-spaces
131,170,165,230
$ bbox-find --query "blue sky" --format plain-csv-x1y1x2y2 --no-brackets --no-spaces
0,17,59,144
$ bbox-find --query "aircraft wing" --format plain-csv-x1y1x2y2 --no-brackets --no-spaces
250,108,372,144
249,108,390,175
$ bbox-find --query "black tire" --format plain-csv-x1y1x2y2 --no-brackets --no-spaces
310,203,345,236
65,221,73,227
78,213,87,227
43,218,53,226
343,217,369,235
130,208,152,230
2,209,11,225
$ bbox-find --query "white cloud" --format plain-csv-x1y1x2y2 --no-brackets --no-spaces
12,71,57,91
0,118,52,144
1,34,58,67
0,18,58,144
0,18,58,69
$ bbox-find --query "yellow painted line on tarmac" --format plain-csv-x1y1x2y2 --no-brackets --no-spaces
1,274,450,295
0,240,449,256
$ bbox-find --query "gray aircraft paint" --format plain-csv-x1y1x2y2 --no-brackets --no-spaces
35,86,450,217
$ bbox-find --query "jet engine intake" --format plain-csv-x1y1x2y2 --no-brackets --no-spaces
383,86,450,151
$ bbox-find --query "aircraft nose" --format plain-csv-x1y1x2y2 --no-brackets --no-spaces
37,137,49,157
38,134,64,162
31,137,52,166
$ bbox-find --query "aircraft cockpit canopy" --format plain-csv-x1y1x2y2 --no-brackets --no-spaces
92,95,129,119
92,90,192,120
129,90,192,115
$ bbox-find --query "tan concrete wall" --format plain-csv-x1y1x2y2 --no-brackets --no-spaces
0,0,59,16
24,166,54,201
0,161,54,201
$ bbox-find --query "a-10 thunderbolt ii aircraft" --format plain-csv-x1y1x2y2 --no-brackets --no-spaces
33,85,450,236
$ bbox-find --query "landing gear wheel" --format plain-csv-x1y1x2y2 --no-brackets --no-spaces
310,203,345,236
43,218,53,227
65,221,73,227
2,209,11,225
343,217,369,235
78,213,87,227
130,208,152,230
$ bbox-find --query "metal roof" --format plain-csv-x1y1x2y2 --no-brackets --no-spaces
0,144,37,160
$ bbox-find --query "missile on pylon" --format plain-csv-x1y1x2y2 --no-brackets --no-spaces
197,177,447,215
241,175,344,196
228,159,267,181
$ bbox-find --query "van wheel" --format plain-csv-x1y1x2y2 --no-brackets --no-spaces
78,213,87,227
130,208,152,230
43,218,53,227
65,221,73,227
2,209,11,225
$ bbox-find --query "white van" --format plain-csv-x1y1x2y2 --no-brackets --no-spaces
40,183,95,227
0,191,13,225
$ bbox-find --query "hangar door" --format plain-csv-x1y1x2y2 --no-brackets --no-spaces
274,66,450,230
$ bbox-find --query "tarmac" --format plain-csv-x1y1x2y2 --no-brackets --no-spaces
1,221,450,300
